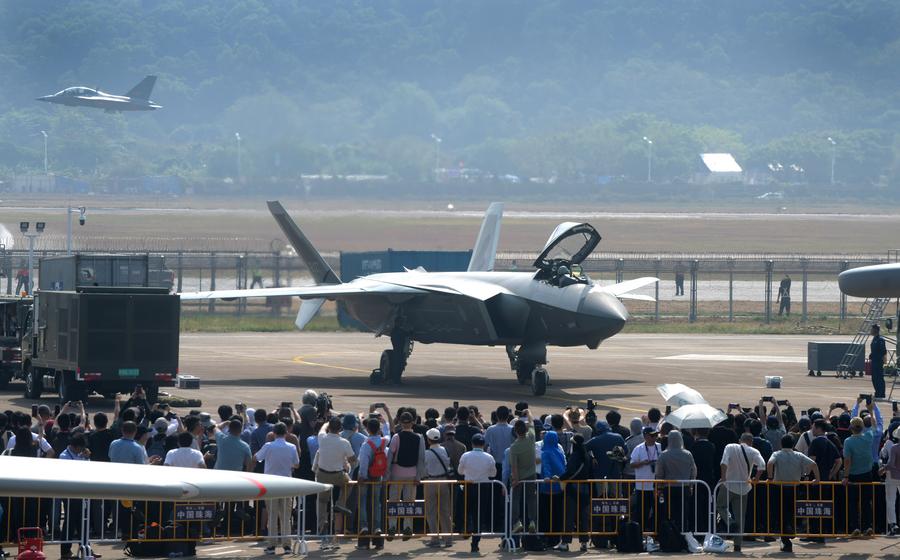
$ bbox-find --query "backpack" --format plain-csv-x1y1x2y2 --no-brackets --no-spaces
657,519,687,552
615,519,643,553
367,439,388,478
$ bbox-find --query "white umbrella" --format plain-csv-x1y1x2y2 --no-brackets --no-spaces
664,404,727,430
656,383,708,407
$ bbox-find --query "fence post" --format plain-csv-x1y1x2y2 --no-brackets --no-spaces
765,260,773,324
2,245,9,295
840,261,848,322
208,252,217,313
654,258,660,322
176,251,184,293
616,258,624,284
727,258,734,322
689,260,698,323
801,258,808,324
235,255,243,316
273,252,282,316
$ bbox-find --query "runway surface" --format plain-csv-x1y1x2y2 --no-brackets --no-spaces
0,331,880,416
168,332,878,417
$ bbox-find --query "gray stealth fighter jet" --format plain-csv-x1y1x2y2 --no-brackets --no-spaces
37,76,161,112
181,201,658,396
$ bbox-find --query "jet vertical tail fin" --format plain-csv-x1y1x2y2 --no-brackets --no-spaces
267,201,341,285
467,202,504,272
267,200,340,331
126,75,157,100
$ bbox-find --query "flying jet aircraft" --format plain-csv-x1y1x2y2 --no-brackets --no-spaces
37,75,161,112
181,202,658,396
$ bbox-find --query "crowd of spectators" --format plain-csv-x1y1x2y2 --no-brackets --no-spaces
0,385,898,555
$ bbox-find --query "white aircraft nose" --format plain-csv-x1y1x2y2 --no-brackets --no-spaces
839,263,900,298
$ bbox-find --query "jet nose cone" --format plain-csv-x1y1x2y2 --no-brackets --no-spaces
580,289,628,332
36,96,51,102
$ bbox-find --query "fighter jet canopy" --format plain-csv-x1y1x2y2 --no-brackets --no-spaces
533,222,601,268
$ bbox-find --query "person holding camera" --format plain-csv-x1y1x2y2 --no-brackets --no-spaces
718,433,765,552
629,426,662,532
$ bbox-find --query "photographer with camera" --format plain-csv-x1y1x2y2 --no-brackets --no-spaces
629,426,661,532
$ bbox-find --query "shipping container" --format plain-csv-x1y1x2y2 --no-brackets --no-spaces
337,250,472,329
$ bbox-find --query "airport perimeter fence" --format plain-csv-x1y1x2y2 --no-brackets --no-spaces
0,479,893,555
0,247,894,325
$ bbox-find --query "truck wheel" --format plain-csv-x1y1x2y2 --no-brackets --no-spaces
0,368,10,390
24,365,41,399
146,384,159,404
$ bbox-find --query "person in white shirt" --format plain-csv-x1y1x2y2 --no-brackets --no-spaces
719,433,766,552
423,429,453,548
629,426,662,532
457,433,496,553
255,423,300,555
164,432,206,468
314,418,357,547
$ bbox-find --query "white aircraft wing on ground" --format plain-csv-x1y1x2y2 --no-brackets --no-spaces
0,456,330,501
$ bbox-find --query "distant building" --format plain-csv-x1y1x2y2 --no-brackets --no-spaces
10,174,90,193
694,153,743,183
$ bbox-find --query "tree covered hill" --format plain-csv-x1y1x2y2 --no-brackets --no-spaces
0,0,897,186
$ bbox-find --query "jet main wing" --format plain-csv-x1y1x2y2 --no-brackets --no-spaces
179,281,427,301
599,277,659,300
0,456,329,501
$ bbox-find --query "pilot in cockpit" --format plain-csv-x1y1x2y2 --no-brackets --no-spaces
556,264,578,288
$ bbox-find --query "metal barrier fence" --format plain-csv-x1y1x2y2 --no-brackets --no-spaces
511,479,712,543
0,479,893,555
713,480,886,539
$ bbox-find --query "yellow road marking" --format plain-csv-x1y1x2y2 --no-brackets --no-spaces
291,356,370,373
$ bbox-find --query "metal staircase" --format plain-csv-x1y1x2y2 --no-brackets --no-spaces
836,297,891,379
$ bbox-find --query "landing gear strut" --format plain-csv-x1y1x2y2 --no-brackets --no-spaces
371,332,413,385
509,342,549,396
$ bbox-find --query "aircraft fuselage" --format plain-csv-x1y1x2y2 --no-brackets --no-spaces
341,271,628,348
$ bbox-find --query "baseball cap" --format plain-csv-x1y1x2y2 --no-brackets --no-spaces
426,428,441,442
342,414,358,430
642,426,658,436
595,421,610,433
471,433,485,446
443,426,456,435
153,418,169,432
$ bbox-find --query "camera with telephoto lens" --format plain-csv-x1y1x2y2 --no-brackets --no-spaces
585,399,597,427
606,445,628,464
316,392,333,418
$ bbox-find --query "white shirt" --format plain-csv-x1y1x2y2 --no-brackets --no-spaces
795,429,815,455
631,442,661,491
256,437,299,477
721,443,766,495
424,444,452,478
5,433,53,455
164,447,205,468
314,433,355,472
458,448,496,482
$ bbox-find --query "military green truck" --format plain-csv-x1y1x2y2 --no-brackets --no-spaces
2,255,180,403
20,287,180,403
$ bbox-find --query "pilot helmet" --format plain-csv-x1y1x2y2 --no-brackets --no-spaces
557,265,570,276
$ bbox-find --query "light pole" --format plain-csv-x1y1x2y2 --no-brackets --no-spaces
430,134,442,182
235,132,242,181
827,137,836,185
40,130,48,174
20,221,45,295
642,136,653,183
66,206,86,256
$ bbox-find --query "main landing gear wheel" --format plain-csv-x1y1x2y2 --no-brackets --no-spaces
380,349,403,385
531,367,548,396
